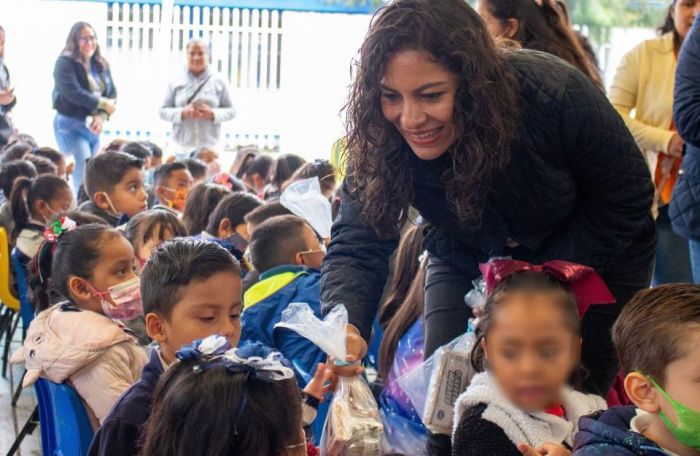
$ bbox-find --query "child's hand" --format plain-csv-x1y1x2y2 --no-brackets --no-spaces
517,442,571,456
303,361,338,402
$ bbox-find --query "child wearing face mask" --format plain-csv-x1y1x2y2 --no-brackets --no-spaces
11,220,148,428
123,209,187,345
80,151,149,226
10,175,73,268
452,261,610,456
574,284,700,456
153,162,193,213
200,191,261,266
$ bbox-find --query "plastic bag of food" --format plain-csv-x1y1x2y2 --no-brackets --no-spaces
280,177,333,239
395,277,487,435
277,303,383,455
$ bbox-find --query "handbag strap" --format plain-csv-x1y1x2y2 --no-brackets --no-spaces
186,74,213,105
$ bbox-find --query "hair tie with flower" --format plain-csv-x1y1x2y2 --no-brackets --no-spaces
176,334,295,381
43,216,77,244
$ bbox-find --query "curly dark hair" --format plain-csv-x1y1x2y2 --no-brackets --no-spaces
345,0,519,238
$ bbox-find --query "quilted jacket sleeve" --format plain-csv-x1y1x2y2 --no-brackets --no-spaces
541,69,654,272
675,16,700,148
320,174,399,342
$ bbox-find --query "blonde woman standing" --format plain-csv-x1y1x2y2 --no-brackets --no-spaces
609,0,699,285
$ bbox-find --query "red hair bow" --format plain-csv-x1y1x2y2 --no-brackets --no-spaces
479,259,616,318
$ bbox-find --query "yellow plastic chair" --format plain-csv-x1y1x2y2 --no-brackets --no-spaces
0,226,20,378
0,227,20,312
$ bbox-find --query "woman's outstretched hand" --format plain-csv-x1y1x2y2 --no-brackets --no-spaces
331,324,366,377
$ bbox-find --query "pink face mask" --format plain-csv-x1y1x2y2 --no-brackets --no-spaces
87,276,143,321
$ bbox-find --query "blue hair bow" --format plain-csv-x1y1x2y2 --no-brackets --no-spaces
175,335,295,382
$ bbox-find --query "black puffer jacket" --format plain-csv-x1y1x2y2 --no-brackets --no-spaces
321,50,656,341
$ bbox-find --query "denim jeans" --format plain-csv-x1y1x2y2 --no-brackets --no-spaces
651,205,693,285
689,238,700,284
53,113,100,194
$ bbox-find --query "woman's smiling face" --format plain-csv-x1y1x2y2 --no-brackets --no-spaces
380,49,459,161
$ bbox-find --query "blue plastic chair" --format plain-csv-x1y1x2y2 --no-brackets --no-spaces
11,249,34,335
34,378,94,456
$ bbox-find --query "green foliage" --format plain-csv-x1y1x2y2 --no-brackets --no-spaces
562,0,667,27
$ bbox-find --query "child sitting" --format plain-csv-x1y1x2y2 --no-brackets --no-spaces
89,238,243,456
25,154,58,175
574,284,700,456
190,146,221,176
241,202,293,293
0,159,37,234
125,209,187,273
153,162,193,213
181,183,231,235
244,201,292,238
32,147,68,180
183,158,208,187
202,192,261,256
124,209,187,344
140,339,315,456
242,215,326,385
452,263,608,456
11,221,148,428
80,152,149,226
11,175,73,266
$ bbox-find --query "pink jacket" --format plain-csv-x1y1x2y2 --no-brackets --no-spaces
11,304,148,427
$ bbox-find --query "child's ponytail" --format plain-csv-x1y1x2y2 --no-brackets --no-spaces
29,221,124,310
30,240,56,311
10,175,71,240
10,177,33,241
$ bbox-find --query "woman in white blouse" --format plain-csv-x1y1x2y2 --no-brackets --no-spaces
160,39,236,155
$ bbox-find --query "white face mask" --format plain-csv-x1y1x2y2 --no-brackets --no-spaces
42,207,61,226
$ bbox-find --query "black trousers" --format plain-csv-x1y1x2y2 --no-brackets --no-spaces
423,236,655,456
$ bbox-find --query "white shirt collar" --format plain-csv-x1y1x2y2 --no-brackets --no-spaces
630,409,680,456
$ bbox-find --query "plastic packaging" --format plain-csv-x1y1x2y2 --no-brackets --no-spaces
396,277,487,435
277,303,383,455
280,177,333,239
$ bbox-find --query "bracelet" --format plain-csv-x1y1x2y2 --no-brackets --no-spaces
301,392,320,410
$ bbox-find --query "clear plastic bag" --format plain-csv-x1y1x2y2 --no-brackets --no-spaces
396,330,475,435
280,177,333,239
276,303,383,455
395,277,487,435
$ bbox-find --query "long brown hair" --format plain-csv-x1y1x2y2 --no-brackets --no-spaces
658,0,683,51
345,0,519,238
482,0,603,87
378,258,426,382
378,225,425,327
378,225,426,381
62,22,109,72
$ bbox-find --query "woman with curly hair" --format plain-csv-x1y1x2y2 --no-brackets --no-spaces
320,1,655,453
